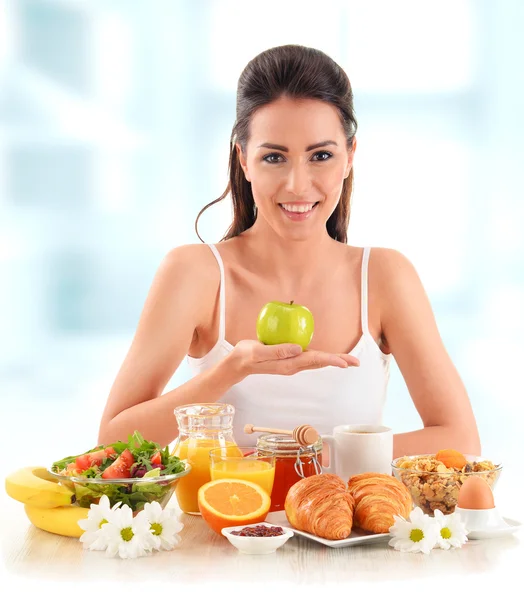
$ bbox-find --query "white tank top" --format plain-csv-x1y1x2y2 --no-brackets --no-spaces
187,244,391,446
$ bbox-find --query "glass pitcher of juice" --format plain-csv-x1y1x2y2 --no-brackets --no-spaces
172,403,240,514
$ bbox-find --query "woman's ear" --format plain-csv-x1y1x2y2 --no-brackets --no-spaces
344,137,357,179
236,143,251,182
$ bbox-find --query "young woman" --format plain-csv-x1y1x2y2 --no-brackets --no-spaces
98,45,481,457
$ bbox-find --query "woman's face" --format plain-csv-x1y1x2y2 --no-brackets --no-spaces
237,96,355,241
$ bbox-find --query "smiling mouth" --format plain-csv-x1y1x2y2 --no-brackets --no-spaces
278,202,320,215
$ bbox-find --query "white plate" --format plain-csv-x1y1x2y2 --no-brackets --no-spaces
466,517,521,540
266,511,390,548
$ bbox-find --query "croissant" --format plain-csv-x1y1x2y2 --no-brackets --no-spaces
284,473,355,540
347,472,413,533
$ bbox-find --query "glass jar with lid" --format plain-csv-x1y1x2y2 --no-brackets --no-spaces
172,403,240,514
256,434,322,511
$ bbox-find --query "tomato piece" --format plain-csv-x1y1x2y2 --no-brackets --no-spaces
151,451,162,466
74,455,91,472
65,462,80,476
104,446,117,458
75,449,107,471
101,449,134,479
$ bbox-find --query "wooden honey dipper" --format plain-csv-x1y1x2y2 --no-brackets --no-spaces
244,423,320,446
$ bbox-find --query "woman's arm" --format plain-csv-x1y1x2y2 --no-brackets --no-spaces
373,248,481,458
97,244,222,447
100,355,243,448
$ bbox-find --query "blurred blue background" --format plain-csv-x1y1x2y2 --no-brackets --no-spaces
0,0,523,469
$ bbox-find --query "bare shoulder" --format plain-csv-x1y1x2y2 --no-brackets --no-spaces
148,243,221,315
369,246,417,276
162,242,220,269
366,247,429,335
158,243,220,286
366,246,436,341
369,248,420,291
342,244,416,280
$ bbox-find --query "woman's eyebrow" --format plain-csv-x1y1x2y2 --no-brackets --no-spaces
257,140,338,152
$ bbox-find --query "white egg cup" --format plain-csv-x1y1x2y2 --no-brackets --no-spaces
454,506,507,532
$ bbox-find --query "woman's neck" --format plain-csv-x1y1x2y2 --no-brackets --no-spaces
236,223,342,291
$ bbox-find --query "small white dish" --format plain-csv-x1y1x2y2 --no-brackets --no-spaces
221,522,294,554
454,507,506,531
466,516,521,540
454,508,521,540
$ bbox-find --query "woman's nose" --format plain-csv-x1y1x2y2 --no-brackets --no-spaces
285,163,311,196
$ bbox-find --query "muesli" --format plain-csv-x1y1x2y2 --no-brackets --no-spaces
394,454,500,515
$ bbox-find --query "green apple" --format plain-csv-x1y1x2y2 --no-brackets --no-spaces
256,300,315,351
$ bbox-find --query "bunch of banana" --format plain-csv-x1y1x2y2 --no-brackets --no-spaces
5,466,75,507
5,466,88,538
24,504,88,538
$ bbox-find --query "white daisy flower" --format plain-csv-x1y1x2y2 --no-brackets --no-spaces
78,495,122,551
388,507,439,554
102,504,155,559
141,501,184,551
433,509,469,550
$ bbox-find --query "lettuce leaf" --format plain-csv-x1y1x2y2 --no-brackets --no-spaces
73,479,174,512
51,430,185,479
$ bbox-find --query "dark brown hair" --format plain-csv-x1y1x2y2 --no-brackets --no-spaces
195,44,358,243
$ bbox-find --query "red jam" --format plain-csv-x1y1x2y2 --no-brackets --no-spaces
231,525,284,537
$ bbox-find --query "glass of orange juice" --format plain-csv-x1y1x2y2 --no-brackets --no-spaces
209,447,276,496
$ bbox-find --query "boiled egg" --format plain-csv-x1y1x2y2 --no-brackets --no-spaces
457,476,495,509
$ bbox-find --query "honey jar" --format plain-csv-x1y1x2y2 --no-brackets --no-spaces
256,434,322,511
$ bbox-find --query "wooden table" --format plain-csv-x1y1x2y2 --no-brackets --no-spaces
1,482,522,598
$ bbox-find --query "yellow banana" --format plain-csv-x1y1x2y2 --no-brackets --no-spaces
24,504,88,538
5,466,75,508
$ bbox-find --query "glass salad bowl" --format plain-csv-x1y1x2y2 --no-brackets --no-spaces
48,430,191,513
49,463,191,513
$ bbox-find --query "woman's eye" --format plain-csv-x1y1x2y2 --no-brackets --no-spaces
312,151,333,161
262,153,283,164
262,151,333,164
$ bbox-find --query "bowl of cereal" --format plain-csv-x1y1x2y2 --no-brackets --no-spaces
391,450,502,516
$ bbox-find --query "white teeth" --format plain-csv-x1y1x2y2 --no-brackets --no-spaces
281,203,315,213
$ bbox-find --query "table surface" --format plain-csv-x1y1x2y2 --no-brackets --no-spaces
2,477,523,597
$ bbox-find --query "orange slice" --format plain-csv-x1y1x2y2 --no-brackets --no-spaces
197,478,271,534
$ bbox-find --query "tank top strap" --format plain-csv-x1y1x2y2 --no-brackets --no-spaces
360,247,371,336
207,243,226,341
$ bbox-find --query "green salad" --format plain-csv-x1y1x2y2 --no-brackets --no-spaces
51,431,186,511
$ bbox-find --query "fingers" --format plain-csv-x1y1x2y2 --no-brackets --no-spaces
337,354,360,367
303,352,351,370
253,344,359,366
254,343,303,360
289,351,359,370
255,350,360,376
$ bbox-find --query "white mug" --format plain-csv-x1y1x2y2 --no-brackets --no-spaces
321,424,393,481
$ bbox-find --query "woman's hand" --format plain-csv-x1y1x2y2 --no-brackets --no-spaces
227,339,359,379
